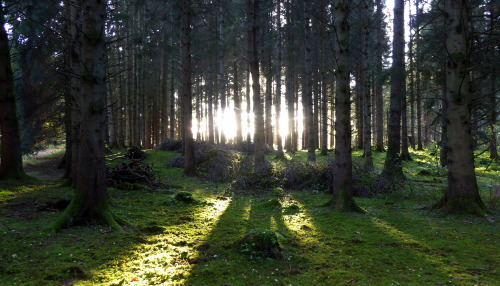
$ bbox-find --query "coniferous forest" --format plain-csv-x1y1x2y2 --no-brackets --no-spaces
0,0,499,285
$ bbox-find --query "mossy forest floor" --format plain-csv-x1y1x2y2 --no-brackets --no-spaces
0,147,499,285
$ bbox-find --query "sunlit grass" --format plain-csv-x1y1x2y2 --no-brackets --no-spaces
0,148,498,285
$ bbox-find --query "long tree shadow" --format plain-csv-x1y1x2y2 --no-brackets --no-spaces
289,192,498,285
0,177,233,285
184,193,311,286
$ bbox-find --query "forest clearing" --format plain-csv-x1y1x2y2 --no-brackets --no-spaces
0,147,498,285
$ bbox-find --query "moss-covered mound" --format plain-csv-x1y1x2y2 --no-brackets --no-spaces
239,229,282,259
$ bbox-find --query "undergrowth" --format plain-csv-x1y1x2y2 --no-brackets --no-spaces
0,148,497,285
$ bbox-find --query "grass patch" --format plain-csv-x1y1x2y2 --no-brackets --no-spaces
0,148,498,285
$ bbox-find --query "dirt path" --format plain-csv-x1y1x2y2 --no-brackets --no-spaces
24,148,65,180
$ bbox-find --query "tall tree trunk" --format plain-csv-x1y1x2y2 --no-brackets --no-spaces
488,1,498,159
274,0,284,158
52,0,123,231
285,0,295,152
361,1,373,170
218,1,226,146
248,0,265,165
415,0,423,150
304,0,315,162
181,0,196,176
331,0,363,212
382,0,405,179
0,3,24,180
265,58,273,149
375,0,385,152
434,0,486,215
408,1,416,151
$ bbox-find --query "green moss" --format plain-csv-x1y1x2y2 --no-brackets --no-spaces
0,149,498,285
239,229,282,259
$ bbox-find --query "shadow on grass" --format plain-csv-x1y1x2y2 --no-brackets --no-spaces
289,192,498,285
184,193,313,286
0,175,231,285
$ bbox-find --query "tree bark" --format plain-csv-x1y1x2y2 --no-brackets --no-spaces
248,0,265,165
375,0,385,152
181,0,196,176
0,3,24,180
234,61,243,144
304,0,315,162
361,0,373,170
274,0,284,158
434,0,486,215
51,0,123,231
382,0,405,179
331,0,363,212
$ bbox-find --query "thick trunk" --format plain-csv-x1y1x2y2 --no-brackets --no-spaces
435,0,485,215
52,0,122,231
382,0,405,179
182,0,196,176
0,4,24,180
331,0,363,212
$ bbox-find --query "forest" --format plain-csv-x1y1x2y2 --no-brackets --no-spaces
0,0,498,285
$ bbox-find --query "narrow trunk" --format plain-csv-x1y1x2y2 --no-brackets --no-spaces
274,0,284,158
382,0,405,179
304,0,315,162
181,0,196,176
234,61,243,144
361,2,373,169
375,0,385,152
248,0,265,165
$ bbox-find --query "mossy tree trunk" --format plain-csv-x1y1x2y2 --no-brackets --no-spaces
434,0,486,216
331,0,363,213
51,0,123,231
0,3,24,180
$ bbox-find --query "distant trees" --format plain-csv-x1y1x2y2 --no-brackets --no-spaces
0,0,496,217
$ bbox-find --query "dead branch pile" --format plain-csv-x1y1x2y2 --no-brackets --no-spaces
106,159,162,190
